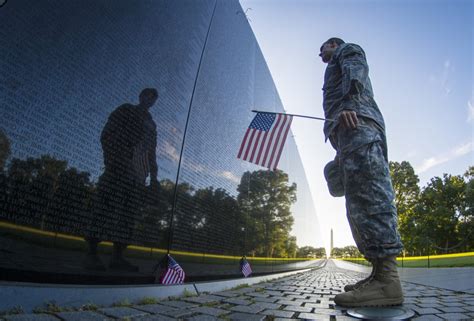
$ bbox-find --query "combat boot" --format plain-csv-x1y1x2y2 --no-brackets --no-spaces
344,259,377,292
334,256,403,307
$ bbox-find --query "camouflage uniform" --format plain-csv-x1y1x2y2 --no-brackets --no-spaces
322,43,403,259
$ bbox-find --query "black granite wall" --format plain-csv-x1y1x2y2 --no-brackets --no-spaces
0,0,321,284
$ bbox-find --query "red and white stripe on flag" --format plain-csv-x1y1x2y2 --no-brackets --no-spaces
160,268,185,284
160,255,185,285
237,112,293,170
241,261,252,277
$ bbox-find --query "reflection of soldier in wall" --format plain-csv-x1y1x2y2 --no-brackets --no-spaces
85,88,159,272
0,129,11,208
0,129,11,170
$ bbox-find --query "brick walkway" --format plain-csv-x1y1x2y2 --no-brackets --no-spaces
2,260,473,320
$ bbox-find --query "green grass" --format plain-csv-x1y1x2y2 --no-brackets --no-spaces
111,299,132,307
182,288,197,297
0,223,315,265
397,256,474,268
344,256,474,268
231,283,249,290
0,226,89,252
0,306,24,316
32,302,74,313
137,297,158,305
79,303,100,311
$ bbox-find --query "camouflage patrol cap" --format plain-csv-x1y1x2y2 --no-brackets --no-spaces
324,159,345,197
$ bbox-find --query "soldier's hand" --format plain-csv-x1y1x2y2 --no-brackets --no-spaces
339,110,359,129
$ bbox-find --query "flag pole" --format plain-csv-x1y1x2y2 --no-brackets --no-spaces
251,110,335,122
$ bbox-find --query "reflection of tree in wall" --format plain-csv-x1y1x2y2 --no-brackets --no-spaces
0,154,300,258
237,169,297,258
171,183,244,255
286,236,298,258
137,178,175,247
0,155,170,247
171,169,297,257
49,167,94,235
191,187,242,255
1,156,93,235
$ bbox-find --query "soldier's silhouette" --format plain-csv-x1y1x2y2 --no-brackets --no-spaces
84,88,159,272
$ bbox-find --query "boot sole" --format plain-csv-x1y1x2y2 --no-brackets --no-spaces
336,297,404,307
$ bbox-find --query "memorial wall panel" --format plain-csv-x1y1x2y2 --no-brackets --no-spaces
172,0,323,276
0,0,321,284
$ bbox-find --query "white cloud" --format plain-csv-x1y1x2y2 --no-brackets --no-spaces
468,99,474,123
416,141,474,174
186,161,205,173
429,59,453,95
454,142,473,156
163,141,180,162
417,157,440,174
219,171,241,184
441,59,452,95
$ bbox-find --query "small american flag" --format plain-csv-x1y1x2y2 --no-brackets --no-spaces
159,255,185,285
237,112,293,170
240,257,252,277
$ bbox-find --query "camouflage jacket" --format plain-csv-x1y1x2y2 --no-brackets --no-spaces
322,43,385,141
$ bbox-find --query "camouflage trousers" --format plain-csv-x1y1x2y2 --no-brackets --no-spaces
331,117,403,259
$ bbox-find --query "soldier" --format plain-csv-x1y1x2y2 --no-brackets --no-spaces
319,38,404,307
84,88,159,272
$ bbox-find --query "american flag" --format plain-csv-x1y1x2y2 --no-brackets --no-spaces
159,255,185,285
240,257,252,277
237,112,293,170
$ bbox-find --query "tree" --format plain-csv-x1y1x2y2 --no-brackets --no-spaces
137,178,174,247
284,236,298,258
330,246,360,258
237,169,297,257
459,167,474,251
389,161,420,254
191,186,242,255
297,246,326,258
315,247,327,258
1,155,95,237
4,155,68,228
416,173,469,253
343,245,361,258
49,167,94,235
331,247,344,258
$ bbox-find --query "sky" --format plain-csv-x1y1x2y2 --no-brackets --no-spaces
240,0,473,254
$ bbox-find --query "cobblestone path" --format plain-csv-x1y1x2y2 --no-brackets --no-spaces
3,261,473,320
